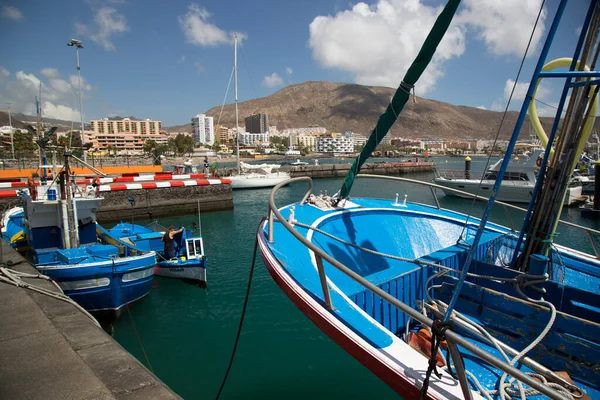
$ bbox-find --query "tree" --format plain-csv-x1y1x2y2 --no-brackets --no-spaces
174,134,194,156
143,140,157,156
13,131,36,155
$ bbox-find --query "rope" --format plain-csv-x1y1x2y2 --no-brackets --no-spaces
112,259,154,373
214,218,262,400
420,319,452,399
0,266,101,328
456,0,547,242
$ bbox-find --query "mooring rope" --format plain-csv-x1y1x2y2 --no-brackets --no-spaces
0,266,101,328
214,218,263,400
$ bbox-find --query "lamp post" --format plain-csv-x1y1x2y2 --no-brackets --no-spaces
5,100,14,159
67,38,86,161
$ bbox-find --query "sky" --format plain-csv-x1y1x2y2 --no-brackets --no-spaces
0,0,592,128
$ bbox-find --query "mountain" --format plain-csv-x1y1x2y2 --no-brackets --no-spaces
0,111,28,129
0,112,91,130
166,81,561,140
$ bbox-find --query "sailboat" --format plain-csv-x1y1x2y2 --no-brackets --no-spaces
257,0,600,398
227,34,290,189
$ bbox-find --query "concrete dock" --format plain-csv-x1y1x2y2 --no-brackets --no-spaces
0,243,179,400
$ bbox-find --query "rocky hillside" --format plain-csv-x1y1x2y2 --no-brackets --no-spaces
167,81,562,140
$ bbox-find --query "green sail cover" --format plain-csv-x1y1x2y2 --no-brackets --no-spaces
338,0,461,199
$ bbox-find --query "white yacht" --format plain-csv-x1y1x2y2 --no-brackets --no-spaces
433,150,584,205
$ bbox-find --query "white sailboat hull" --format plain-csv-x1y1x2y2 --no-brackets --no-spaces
434,178,583,205
229,173,291,189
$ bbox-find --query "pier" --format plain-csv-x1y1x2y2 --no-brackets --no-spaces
0,243,179,399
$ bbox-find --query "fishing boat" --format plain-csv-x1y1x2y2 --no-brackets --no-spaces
8,151,156,317
105,221,207,283
257,1,600,398
227,34,290,190
1,206,27,252
433,150,586,205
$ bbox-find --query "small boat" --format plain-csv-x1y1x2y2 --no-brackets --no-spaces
226,34,291,190
4,152,156,318
433,149,585,205
105,221,207,283
258,1,600,398
1,206,27,252
229,162,290,189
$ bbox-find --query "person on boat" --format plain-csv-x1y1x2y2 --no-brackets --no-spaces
203,157,210,176
161,226,184,259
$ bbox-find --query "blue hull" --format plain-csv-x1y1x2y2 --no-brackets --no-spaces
36,252,156,315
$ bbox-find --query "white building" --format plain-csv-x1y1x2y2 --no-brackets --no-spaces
348,132,367,148
191,114,215,146
239,132,269,145
316,137,354,153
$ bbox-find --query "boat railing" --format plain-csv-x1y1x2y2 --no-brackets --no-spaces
265,176,566,399
267,175,600,258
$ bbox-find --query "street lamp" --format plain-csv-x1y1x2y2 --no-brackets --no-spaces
5,100,14,159
67,38,86,161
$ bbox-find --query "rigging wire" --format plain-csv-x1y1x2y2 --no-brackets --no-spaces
456,0,547,242
216,65,235,128
214,219,262,400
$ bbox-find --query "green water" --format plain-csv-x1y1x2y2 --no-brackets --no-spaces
112,161,600,399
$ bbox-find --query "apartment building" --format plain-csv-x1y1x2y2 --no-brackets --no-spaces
239,132,269,145
90,118,162,135
191,114,215,146
87,132,169,154
316,136,354,153
244,113,269,133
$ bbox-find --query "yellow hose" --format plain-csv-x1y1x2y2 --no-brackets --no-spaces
528,57,598,163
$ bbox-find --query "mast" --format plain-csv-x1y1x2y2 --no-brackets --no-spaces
234,34,240,175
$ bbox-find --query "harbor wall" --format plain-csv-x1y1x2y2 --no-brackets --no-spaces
97,183,233,222
0,182,234,221
287,162,435,179
0,244,179,399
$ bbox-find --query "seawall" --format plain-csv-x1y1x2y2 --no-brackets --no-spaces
286,161,435,179
97,183,233,222
0,243,179,399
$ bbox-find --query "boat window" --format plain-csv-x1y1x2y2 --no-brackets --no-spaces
186,238,204,259
484,172,529,181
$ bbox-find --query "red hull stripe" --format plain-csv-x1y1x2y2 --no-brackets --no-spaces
257,231,439,400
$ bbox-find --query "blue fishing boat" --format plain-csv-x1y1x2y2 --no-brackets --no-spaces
258,1,600,399
104,221,207,283
12,152,156,317
1,206,28,252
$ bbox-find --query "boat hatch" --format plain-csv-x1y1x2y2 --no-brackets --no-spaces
186,238,204,260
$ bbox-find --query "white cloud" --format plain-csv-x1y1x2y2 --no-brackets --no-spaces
476,105,487,110
285,67,293,76
458,0,546,57
1,6,23,21
194,61,204,74
75,7,129,51
504,79,550,103
177,55,186,64
308,0,547,92
262,73,284,88
68,75,92,91
0,68,92,121
309,0,466,92
0,67,9,84
40,68,60,79
178,4,247,47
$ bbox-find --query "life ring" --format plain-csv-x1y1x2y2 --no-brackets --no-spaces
536,156,543,168
27,177,37,200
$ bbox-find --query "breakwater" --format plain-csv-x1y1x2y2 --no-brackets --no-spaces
97,181,233,222
285,161,435,178
0,244,179,399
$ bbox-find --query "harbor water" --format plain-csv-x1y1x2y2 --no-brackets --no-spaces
112,156,600,399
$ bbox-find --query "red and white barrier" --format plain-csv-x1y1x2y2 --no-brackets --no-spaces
98,178,231,192
0,189,20,198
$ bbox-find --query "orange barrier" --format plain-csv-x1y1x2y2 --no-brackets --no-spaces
0,165,163,179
